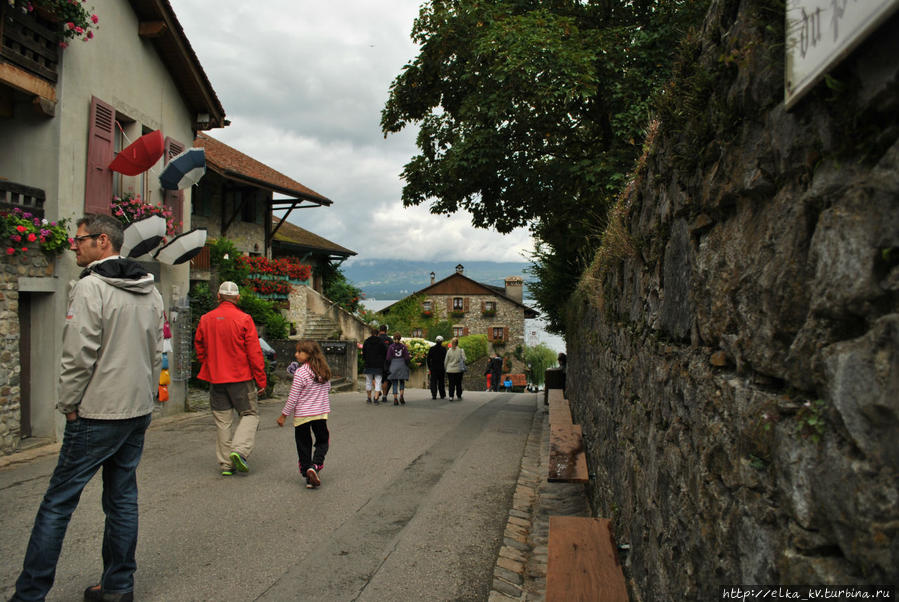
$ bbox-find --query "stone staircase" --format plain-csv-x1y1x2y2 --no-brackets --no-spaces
302,314,340,340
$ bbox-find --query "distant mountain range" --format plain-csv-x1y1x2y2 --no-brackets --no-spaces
342,259,533,299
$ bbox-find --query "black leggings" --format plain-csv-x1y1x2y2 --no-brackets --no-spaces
447,372,464,398
294,419,329,472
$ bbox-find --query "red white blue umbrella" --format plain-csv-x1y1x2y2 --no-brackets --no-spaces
159,148,206,190
154,228,207,265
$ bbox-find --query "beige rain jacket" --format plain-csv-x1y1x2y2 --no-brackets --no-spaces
57,257,164,418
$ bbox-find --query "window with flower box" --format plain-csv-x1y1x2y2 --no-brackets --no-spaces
490,327,507,342
482,300,497,317
412,327,423,338
453,297,464,310
453,326,467,338
421,300,433,318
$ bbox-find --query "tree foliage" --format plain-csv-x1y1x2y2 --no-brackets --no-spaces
382,0,710,333
319,261,364,314
523,343,561,387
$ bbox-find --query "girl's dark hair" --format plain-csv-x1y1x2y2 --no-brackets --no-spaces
295,340,331,383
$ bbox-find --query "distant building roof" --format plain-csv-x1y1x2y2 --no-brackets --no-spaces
272,217,355,259
195,133,332,205
382,271,538,318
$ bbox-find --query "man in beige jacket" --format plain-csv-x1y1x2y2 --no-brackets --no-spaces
11,214,163,602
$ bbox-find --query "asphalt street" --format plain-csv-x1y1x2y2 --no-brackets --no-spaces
0,389,539,602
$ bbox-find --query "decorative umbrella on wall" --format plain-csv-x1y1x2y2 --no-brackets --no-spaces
154,228,207,265
108,130,165,176
159,148,206,190
120,214,167,258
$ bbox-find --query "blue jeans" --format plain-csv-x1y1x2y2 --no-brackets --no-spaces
391,379,406,395
13,414,152,601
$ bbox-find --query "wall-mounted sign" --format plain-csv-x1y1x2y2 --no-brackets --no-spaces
785,0,899,109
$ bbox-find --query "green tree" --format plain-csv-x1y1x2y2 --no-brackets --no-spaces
382,0,710,333
523,343,560,387
319,261,364,314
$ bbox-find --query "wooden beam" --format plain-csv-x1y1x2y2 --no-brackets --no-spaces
547,517,629,602
138,21,168,38
0,62,56,115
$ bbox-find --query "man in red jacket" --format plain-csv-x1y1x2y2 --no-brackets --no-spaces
195,281,267,476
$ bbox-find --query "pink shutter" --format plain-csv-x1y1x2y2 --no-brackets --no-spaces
85,96,114,214
164,137,185,232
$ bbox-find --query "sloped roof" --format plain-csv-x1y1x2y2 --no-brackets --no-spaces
195,133,332,204
382,272,538,318
127,0,226,129
272,217,355,258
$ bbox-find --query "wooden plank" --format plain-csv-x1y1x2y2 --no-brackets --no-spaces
548,423,588,483
547,517,629,602
548,388,566,404
549,398,573,425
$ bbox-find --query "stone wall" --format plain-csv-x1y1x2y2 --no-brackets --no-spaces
565,1,899,598
0,251,55,454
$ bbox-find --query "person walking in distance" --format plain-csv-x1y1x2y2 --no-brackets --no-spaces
362,327,388,404
377,324,392,399
386,333,412,405
427,335,447,399
194,281,267,476
277,340,332,488
444,337,467,401
11,214,163,602
487,352,504,392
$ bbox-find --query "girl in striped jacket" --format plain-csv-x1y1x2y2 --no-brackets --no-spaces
277,340,332,488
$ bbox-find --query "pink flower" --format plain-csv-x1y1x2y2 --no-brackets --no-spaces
21,247,28,252
66,22,75,30
16,225,27,233
91,14,98,24
11,235,21,242
27,233,37,242
86,31,93,39
5,248,14,255
75,26,83,34
59,42,68,48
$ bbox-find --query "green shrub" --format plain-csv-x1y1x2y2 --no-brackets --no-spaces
458,334,488,364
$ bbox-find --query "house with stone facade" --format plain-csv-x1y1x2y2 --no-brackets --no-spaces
0,0,226,455
382,264,538,350
188,132,333,286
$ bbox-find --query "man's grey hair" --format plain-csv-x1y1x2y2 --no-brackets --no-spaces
77,214,124,252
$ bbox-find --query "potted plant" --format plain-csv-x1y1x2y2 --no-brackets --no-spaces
8,0,100,47
2,208,71,257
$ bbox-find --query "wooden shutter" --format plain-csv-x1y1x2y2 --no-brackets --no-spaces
447,298,453,312
463,297,470,312
164,137,185,232
85,96,115,214
481,301,486,312
502,327,507,341
487,327,494,342
463,327,469,336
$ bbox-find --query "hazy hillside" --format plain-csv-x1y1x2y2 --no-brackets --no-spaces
342,259,532,299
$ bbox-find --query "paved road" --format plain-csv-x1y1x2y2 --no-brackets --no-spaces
1,389,538,601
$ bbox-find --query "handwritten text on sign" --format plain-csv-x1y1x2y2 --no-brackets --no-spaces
785,0,899,109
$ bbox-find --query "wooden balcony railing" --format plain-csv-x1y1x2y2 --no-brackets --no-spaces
190,244,212,271
0,4,60,84
0,180,45,218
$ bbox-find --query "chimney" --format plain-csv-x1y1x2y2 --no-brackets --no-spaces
430,271,436,285
504,276,523,303
455,264,464,274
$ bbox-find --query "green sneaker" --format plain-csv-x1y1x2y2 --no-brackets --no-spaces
230,452,249,473
221,468,233,476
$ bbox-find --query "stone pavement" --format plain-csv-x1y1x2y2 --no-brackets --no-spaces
489,398,592,601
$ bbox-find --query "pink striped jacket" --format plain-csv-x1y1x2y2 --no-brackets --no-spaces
281,363,331,418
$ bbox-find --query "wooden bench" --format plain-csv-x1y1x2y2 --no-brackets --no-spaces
546,388,588,482
546,516,629,602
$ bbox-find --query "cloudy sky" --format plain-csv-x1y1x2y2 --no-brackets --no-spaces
168,1,534,265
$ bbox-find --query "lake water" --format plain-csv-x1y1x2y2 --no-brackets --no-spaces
361,299,566,353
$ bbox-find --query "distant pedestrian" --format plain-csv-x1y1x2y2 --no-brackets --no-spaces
386,333,411,405
12,214,163,602
444,337,467,401
277,340,332,489
486,352,503,392
558,352,567,395
378,324,392,398
194,281,267,476
427,336,447,399
362,328,388,404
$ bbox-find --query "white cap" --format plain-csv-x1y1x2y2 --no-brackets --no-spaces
218,281,239,296
435,335,444,342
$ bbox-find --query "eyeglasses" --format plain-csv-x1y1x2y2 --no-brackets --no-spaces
72,233,102,245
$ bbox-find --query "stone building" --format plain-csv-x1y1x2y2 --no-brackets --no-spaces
382,264,537,350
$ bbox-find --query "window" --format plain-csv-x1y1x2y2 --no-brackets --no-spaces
492,327,505,341
453,326,464,338
192,182,212,217
422,301,432,312
453,297,464,310
412,328,423,338
485,301,496,312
